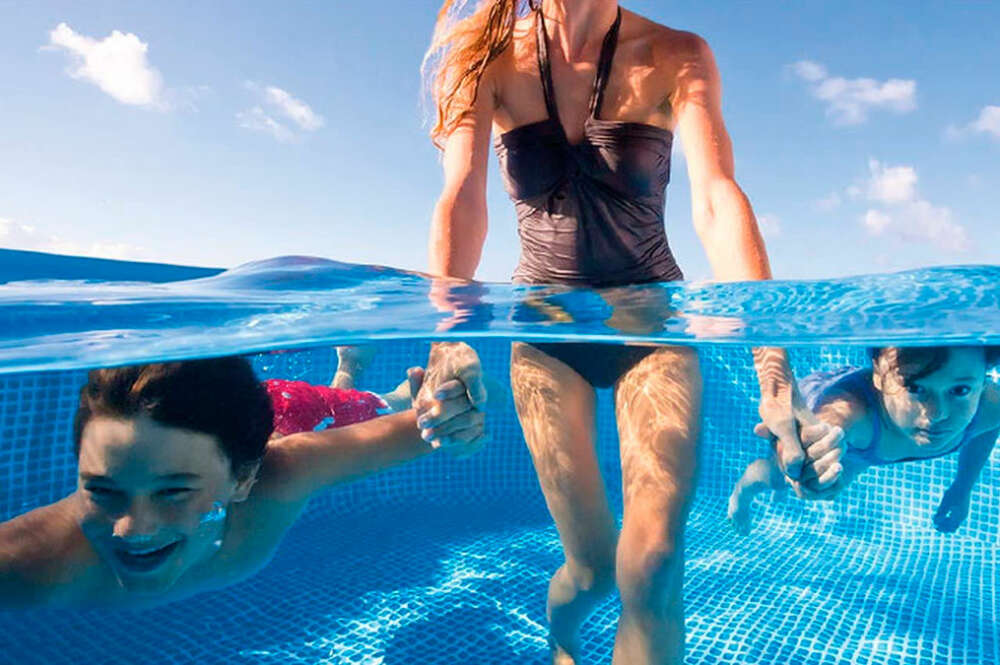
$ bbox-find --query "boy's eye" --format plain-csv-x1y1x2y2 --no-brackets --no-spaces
157,488,194,500
86,486,125,503
905,384,924,395
950,385,972,397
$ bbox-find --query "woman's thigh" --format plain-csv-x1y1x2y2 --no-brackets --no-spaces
615,346,702,544
510,342,617,563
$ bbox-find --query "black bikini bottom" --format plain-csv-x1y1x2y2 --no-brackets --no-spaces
527,342,658,389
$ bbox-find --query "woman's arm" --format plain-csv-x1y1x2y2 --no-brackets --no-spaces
428,67,496,280
671,33,809,478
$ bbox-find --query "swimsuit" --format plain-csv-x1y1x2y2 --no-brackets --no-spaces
264,379,387,436
800,367,978,466
494,8,683,388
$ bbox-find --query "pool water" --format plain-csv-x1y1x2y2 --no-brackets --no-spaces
0,253,997,664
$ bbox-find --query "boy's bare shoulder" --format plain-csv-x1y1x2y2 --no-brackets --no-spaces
813,388,875,452
0,498,95,606
974,382,1000,433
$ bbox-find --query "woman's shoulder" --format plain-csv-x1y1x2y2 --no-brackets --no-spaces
622,9,711,64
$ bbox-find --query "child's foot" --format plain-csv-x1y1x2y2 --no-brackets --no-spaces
727,489,753,536
333,345,378,389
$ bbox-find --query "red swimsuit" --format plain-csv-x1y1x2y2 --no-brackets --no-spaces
264,379,387,436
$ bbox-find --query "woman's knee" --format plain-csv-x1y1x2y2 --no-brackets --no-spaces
615,537,683,612
562,555,617,597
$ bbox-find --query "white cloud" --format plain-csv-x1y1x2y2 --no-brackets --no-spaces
862,209,892,234
866,160,917,204
791,60,827,83
756,214,782,238
856,161,967,252
45,22,167,110
790,60,916,125
238,82,324,141
262,86,324,131
236,106,294,142
947,105,1000,141
1,217,147,260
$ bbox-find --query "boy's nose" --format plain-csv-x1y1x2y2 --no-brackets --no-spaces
113,497,159,539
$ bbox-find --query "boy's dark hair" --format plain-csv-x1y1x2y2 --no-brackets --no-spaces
869,346,1000,383
73,356,274,476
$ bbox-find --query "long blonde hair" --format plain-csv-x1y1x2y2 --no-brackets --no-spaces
422,0,538,148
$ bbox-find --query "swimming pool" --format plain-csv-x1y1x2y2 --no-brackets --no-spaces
1,252,997,664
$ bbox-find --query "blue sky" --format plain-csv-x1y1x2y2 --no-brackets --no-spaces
0,0,997,281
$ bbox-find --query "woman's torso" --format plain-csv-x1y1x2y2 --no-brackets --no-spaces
490,8,691,287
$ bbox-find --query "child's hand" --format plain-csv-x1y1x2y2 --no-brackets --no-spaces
934,485,971,533
799,422,846,492
414,342,489,456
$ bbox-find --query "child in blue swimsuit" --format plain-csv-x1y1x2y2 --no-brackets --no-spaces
728,346,1000,534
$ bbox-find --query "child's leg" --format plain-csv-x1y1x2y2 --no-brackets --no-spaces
727,456,785,535
332,345,378,390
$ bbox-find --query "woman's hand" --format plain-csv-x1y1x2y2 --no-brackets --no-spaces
753,419,846,498
934,485,972,533
756,397,808,480
413,342,489,457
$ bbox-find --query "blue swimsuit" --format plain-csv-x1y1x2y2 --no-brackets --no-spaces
800,367,979,466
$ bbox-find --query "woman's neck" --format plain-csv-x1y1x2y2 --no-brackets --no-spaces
540,0,619,61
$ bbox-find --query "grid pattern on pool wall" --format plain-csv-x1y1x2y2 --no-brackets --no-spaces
1,341,998,665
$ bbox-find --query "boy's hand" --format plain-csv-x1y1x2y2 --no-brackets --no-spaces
414,342,488,456
753,420,846,497
934,485,971,533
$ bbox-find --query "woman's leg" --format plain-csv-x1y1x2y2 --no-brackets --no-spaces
510,342,618,665
612,346,702,665
727,456,785,535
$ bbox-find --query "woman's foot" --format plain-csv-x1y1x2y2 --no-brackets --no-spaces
548,635,578,665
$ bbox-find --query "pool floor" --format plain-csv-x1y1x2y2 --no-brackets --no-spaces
2,490,995,665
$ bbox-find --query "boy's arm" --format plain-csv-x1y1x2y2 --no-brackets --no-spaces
934,426,999,533
259,410,433,503
952,428,999,492
260,378,485,503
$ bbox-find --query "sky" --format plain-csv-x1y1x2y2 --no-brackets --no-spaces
0,0,997,282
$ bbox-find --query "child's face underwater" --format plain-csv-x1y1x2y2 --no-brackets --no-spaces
75,416,244,594
875,348,988,448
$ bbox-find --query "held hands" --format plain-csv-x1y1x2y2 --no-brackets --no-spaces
933,485,971,533
413,342,489,457
753,417,847,500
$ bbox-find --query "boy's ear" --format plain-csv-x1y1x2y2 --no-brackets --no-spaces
232,461,262,502
872,369,883,392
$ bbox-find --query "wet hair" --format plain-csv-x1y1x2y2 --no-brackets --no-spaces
868,346,1000,384
73,357,274,476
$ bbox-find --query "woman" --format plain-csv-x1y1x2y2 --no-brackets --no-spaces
423,1,825,662
0,346,486,608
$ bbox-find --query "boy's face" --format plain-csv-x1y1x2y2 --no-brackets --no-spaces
875,348,986,448
75,416,250,594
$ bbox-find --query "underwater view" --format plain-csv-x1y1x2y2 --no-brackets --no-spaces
2,2,998,663
0,254,997,664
